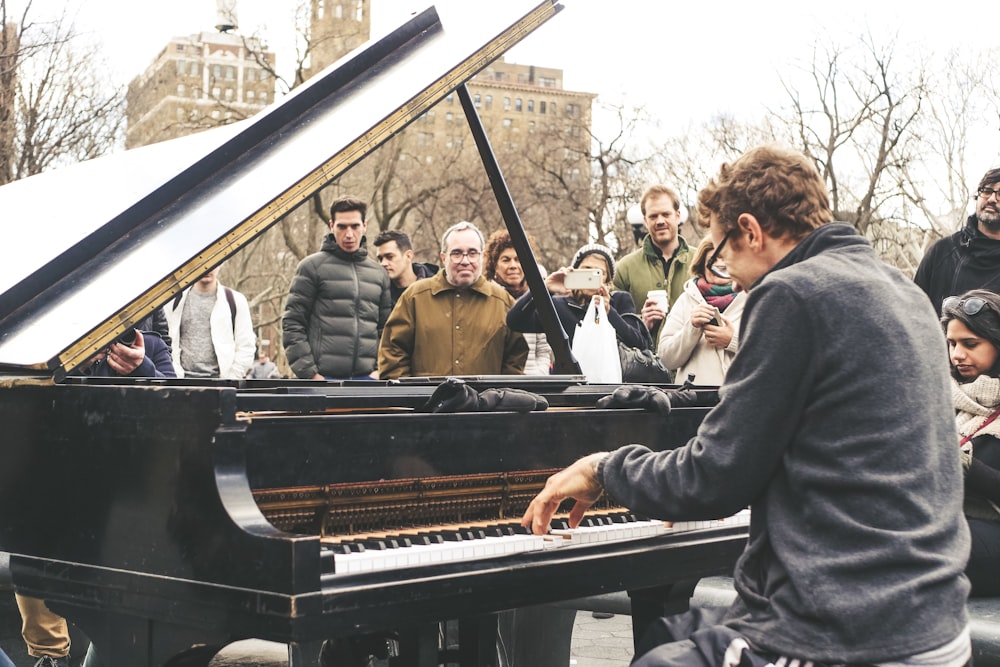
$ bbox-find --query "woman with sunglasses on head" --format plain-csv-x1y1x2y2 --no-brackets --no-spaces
656,237,746,385
942,288,1000,596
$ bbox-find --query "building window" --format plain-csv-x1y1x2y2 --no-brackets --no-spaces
176,44,185,52
550,102,557,115
484,95,492,110
474,93,481,108
515,98,522,112
527,99,534,113
317,0,325,19
566,103,579,118
540,101,547,114
211,110,221,119
355,0,364,21
335,3,342,19
226,66,236,80
247,90,255,101
539,76,557,88
212,86,221,98
176,83,186,96
225,88,234,101
246,68,256,82
192,86,202,98
528,121,535,133
189,61,199,76
259,92,267,104
503,118,512,128
176,60,187,75
213,65,221,79
176,107,185,120
503,97,510,111
445,112,454,122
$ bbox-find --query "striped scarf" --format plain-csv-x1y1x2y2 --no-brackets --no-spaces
696,277,736,310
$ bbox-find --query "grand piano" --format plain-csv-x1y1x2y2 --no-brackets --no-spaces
0,2,748,665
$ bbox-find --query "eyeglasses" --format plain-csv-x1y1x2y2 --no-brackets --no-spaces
448,249,481,262
706,231,732,279
978,187,1000,200
942,295,989,317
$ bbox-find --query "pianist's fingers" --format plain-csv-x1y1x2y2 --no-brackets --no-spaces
521,453,606,535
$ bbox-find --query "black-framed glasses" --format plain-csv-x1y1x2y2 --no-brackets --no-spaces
978,187,1000,200
706,231,732,279
942,295,988,317
448,249,481,262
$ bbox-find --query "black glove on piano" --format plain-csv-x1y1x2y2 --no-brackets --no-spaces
421,378,548,413
594,385,703,413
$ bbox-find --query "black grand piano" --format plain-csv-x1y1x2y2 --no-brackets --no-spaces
0,3,747,665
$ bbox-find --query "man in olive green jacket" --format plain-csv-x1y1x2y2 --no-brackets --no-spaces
614,184,692,344
378,221,527,379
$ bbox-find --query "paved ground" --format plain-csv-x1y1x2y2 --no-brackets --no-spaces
206,611,635,666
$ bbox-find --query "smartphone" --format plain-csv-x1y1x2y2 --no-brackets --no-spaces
706,306,723,327
564,269,603,290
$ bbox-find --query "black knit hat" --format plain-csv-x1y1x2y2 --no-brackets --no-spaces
570,243,616,281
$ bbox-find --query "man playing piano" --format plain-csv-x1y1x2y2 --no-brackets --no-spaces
523,145,972,667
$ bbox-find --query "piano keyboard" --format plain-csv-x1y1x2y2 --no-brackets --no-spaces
323,509,751,574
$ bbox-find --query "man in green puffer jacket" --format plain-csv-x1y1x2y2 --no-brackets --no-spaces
283,196,391,379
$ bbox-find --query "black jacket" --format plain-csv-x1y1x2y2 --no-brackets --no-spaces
389,262,439,307
506,290,647,349
914,214,1000,313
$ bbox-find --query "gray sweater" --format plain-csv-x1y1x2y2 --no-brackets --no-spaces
600,223,969,662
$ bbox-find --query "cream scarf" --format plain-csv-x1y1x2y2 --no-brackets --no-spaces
953,374,1000,442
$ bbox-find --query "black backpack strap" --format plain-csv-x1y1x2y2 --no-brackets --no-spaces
224,287,237,330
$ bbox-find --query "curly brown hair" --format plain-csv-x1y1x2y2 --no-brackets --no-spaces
483,230,536,283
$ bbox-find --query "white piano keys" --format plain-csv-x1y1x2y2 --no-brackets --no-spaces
326,509,750,574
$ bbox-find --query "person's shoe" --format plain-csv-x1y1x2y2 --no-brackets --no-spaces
33,657,69,667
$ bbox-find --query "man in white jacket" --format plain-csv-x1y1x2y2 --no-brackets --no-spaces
165,266,256,379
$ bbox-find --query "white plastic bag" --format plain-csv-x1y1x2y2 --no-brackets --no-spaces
571,296,623,384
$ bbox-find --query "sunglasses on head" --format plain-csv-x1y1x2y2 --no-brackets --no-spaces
942,295,989,317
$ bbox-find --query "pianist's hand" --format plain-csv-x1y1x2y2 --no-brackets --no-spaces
106,330,146,375
521,452,607,535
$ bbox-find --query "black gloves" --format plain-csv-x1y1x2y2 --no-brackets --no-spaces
421,378,549,413
595,385,706,413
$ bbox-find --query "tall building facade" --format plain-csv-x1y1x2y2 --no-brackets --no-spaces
305,0,371,80
125,30,275,149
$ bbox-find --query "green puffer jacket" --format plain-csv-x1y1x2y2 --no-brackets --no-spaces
282,235,391,379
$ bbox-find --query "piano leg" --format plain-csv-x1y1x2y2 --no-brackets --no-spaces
393,624,439,666
457,614,499,667
627,579,701,655
289,639,325,667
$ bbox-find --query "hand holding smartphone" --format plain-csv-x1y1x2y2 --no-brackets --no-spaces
706,306,723,327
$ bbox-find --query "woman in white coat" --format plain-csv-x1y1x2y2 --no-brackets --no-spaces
657,237,746,385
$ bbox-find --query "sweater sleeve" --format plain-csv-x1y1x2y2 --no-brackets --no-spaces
600,281,816,520
656,295,702,370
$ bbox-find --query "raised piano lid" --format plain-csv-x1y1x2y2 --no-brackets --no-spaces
0,1,562,380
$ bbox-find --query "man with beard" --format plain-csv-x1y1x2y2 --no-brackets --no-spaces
378,221,527,378
614,184,692,343
915,167,1000,313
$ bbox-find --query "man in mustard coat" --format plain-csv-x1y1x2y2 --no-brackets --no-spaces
378,221,527,378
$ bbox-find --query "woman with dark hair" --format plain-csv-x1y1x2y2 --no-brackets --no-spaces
483,230,551,374
941,288,1000,596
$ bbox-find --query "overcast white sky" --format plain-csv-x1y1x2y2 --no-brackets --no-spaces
8,0,981,130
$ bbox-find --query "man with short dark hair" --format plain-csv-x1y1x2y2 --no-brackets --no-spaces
915,167,1000,313
378,221,527,378
524,145,971,667
283,196,391,379
614,185,692,342
373,229,438,307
